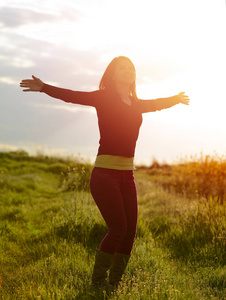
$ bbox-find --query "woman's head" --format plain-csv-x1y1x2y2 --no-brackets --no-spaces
99,56,138,100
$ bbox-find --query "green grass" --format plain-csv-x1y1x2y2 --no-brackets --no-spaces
0,151,225,299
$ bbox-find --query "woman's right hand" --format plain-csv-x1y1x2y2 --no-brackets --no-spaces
20,75,44,92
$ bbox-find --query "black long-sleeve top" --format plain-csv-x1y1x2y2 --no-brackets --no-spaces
41,84,180,157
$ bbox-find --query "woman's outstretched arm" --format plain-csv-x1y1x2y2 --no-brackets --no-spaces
20,75,100,107
138,92,190,113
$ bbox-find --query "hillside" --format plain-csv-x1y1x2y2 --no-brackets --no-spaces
0,151,225,299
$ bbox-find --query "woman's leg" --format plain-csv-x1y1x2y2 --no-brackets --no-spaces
116,170,138,255
90,168,138,287
109,170,138,286
90,168,128,254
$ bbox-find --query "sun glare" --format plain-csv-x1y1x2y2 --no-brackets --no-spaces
1,0,225,163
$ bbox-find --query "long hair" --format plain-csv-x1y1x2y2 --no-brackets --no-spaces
99,56,138,101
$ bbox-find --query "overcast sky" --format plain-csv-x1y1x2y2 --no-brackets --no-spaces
0,0,225,165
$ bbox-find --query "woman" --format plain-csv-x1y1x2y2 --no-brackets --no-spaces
20,56,190,289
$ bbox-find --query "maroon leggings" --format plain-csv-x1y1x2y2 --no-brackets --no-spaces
90,167,138,255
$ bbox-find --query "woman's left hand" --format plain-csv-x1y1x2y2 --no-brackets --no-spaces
177,92,190,105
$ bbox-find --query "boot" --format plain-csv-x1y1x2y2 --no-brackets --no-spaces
91,249,114,289
109,252,130,287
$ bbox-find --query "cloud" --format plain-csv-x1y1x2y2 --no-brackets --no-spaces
60,6,83,22
0,143,21,151
0,6,82,28
0,29,104,90
0,6,58,28
0,143,78,158
0,77,19,85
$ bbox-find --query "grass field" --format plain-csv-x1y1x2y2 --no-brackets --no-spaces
0,151,225,299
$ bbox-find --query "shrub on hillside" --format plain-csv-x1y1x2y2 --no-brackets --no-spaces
171,154,226,204
61,161,92,192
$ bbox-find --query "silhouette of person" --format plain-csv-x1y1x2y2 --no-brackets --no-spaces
20,56,190,289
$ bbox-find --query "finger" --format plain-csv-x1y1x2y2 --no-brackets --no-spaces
182,101,189,105
23,89,31,92
20,83,30,87
20,79,34,83
32,75,39,81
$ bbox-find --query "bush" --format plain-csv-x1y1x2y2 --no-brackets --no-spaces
47,163,68,174
170,154,226,204
61,161,93,192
